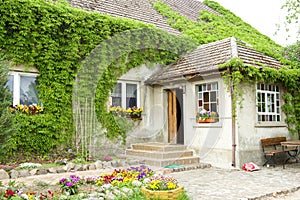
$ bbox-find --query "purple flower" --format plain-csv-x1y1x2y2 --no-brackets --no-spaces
137,172,146,180
65,182,73,187
59,178,66,183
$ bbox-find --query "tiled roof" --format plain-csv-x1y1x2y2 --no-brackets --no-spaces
146,37,282,84
237,45,281,69
158,0,220,22
67,0,218,35
66,1,281,84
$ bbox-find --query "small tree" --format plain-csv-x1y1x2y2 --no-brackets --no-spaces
0,62,15,162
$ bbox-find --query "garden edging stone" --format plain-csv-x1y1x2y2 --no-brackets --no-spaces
1,159,143,180
0,169,9,180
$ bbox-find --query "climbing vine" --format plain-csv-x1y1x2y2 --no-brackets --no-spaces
153,0,294,65
0,0,196,162
153,0,300,137
1,0,299,162
220,58,300,137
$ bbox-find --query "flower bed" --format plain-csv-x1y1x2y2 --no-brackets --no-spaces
0,165,188,199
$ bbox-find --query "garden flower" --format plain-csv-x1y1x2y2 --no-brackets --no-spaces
59,175,82,195
132,180,142,187
145,174,180,191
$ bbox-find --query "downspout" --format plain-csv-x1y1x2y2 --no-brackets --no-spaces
229,67,236,167
229,37,238,168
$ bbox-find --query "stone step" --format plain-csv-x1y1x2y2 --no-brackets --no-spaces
144,156,200,167
126,149,194,159
131,143,187,152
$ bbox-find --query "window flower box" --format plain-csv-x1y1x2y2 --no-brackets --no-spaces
109,106,143,120
198,118,217,123
196,109,218,123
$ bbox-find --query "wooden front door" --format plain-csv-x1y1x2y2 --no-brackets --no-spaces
167,88,184,144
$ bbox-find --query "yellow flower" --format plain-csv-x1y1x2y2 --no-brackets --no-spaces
167,182,177,189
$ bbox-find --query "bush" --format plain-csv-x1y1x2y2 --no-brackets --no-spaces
0,62,15,163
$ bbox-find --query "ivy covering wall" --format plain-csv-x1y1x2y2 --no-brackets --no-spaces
153,0,300,137
0,0,196,162
1,0,299,162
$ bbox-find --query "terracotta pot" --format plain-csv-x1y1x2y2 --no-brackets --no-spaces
198,118,206,123
141,186,184,200
205,118,216,123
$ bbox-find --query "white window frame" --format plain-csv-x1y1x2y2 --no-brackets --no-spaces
256,83,281,122
8,72,38,106
196,82,219,113
111,80,140,108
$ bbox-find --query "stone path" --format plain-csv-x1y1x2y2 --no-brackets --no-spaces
170,165,300,200
1,163,300,200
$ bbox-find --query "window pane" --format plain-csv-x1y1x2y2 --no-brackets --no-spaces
277,115,280,121
204,103,209,111
210,91,216,102
203,92,209,102
126,83,137,108
20,76,38,105
5,75,13,103
198,85,202,92
198,92,202,99
5,75,13,96
111,83,121,107
198,100,202,107
210,103,217,112
207,84,211,91
112,83,121,97
211,82,218,90
112,97,121,107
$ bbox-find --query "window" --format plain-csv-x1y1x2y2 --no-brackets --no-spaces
111,81,139,108
6,72,39,106
197,82,219,113
256,83,280,122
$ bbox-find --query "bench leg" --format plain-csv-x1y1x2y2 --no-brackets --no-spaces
263,155,276,167
283,149,299,169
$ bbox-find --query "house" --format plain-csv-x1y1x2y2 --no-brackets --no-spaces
5,0,294,168
143,37,287,168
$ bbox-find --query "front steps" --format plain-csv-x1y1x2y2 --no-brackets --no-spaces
125,143,200,167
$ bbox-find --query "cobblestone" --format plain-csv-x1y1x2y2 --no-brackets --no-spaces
170,164,300,200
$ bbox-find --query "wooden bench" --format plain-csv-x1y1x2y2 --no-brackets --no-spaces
261,137,297,167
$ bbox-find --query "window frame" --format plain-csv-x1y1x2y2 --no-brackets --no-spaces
196,81,219,113
256,83,281,122
8,71,39,106
111,80,140,109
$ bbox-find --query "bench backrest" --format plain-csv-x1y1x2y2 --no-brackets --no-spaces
261,137,287,147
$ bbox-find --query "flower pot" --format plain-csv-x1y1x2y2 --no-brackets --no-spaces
127,115,142,120
141,186,184,200
205,118,216,123
198,119,206,123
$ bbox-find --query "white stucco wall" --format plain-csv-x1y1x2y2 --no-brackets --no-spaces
235,83,290,167
186,77,235,169
123,64,166,145
123,65,292,169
